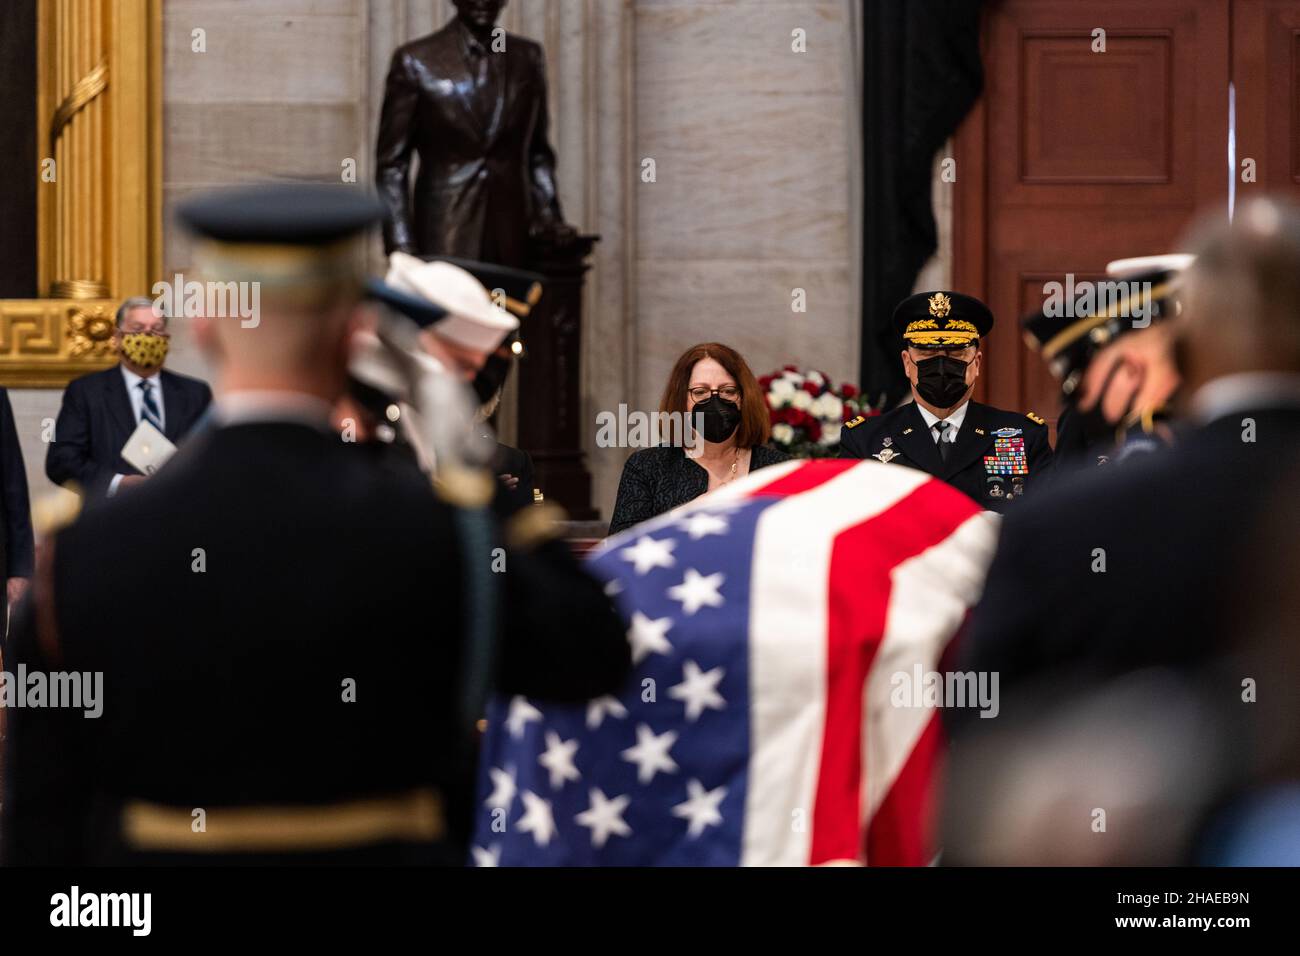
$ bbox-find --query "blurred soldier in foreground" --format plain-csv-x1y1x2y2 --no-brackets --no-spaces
0,184,628,865
946,198,1300,864
353,254,541,512
1024,255,1192,470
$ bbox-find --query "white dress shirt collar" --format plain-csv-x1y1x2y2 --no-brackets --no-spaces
214,390,334,430
915,398,970,441
1190,372,1300,423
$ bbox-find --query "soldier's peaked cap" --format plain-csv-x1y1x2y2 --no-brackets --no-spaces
894,291,994,349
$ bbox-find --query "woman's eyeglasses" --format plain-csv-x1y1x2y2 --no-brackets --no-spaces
688,386,739,402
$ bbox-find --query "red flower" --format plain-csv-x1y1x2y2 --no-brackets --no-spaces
758,374,774,390
783,364,799,373
840,383,858,399
805,418,822,443
801,381,821,397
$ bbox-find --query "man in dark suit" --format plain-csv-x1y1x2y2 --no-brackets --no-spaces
944,199,1300,864
1,184,629,866
375,0,573,265
0,389,34,614
45,296,212,501
840,291,1053,512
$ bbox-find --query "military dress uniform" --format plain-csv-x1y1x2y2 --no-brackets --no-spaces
0,186,630,867
840,291,1054,513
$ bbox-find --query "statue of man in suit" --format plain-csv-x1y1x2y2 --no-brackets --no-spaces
375,0,575,267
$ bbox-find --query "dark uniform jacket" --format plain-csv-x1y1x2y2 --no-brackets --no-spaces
1,419,629,865
941,405,1300,864
838,400,1053,513
0,388,34,582
959,404,1300,704
45,366,212,501
609,443,790,536
375,20,564,263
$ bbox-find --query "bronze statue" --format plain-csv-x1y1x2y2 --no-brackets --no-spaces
375,0,574,267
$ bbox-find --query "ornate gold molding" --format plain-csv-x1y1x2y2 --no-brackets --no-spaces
1,0,162,388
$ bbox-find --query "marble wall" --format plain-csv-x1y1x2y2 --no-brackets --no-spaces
9,0,880,524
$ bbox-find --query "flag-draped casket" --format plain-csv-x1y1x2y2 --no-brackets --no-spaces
472,458,999,865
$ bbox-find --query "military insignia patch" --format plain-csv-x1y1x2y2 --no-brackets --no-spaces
974,428,986,436
928,292,952,318
882,436,893,447
1026,412,1045,426
902,427,914,435
992,427,1022,438
873,448,900,464
844,415,866,429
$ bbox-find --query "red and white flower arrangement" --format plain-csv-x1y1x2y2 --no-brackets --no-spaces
761,366,880,458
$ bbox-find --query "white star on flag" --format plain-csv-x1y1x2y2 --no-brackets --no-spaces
471,844,501,867
621,723,680,784
666,568,725,615
505,696,543,739
484,765,517,810
677,512,729,540
603,578,623,597
586,695,628,729
627,611,673,665
672,779,728,838
620,535,677,575
668,660,727,722
537,730,581,789
516,790,557,847
574,788,633,848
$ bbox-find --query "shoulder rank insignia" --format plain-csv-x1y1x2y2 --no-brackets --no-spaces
902,427,914,435
873,448,900,464
992,427,1021,438
844,415,866,429
1026,411,1045,426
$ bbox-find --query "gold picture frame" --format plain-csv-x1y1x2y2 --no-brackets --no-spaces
0,0,162,388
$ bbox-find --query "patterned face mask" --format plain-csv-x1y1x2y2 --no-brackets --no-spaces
120,332,170,369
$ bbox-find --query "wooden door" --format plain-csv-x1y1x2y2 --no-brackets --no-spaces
953,0,1231,424
1232,0,1300,202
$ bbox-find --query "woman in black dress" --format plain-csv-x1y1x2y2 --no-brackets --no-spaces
608,342,789,535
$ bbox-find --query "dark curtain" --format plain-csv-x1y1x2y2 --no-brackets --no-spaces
861,0,985,406
0,0,38,299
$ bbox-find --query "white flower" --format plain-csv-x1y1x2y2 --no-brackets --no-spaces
767,388,789,410
771,423,796,445
806,370,825,387
783,371,805,386
790,390,813,411
813,394,843,421
819,422,842,445
769,378,796,398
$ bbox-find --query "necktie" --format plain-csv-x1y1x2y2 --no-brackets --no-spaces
139,380,163,432
934,420,952,464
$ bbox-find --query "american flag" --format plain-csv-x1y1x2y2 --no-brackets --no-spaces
470,458,999,866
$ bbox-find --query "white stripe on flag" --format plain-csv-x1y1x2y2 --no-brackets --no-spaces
741,461,932,866
861,511,1001,831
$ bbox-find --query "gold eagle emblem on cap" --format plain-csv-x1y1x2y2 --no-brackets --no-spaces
928,292,952,318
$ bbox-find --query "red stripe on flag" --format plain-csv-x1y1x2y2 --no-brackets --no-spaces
808,477,979,865
743,458,859,500
866,712,943,865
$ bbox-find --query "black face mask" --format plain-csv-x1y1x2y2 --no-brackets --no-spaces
692,395,742,444
473,352,513,406
914,355,972,409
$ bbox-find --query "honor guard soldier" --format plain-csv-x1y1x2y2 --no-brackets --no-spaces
1,184,629,866
840,291,1053,512
1023,255,1191,471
